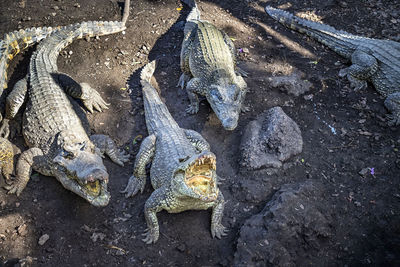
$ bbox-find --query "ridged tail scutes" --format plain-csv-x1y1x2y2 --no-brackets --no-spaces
265,6,357,58
0,27,55,90
140,60,156,85
182,0,200,22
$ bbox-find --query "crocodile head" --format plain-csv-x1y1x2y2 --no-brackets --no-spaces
173,151,219,202
53,140,110,207
206,73,247,130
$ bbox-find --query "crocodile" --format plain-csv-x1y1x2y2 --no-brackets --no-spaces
178,0,247,130
0,0,131,206
265,6,400,126
0,26,56,92
0,131,14,184
122,61,227,244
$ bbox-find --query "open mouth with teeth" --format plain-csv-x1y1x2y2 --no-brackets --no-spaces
184,154,218,201
66,174,110,206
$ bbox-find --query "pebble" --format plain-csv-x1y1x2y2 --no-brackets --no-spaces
38,234,49,245
17,224,28,236
176,243,186,252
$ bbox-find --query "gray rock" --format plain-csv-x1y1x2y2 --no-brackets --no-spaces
234,181,333,267
240,107,303,172
268,71,312,97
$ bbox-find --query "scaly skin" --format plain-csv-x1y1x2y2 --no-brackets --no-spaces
0,26,56,91
265,6,400,126
0,136,14,183
122,61,227,244
178,0,247,130
0,1,131,206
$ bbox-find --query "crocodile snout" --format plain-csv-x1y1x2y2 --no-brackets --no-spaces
85,168,109,183
221,117,238,131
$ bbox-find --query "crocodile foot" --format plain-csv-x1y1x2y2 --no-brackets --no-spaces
112,149,130,166
211,223,228,239
142,228,159,244
186,103,199,114
236,67,248,77
121,175,145,198
4,180,25,196
81,83,110,113
241,105,250,113
386,113,400,126
384,93,400,126
339,70,367,91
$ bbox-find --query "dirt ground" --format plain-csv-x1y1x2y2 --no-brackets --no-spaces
0,0,399,266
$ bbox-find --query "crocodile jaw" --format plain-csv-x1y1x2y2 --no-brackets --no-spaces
174,152,218,201
53,150,110,206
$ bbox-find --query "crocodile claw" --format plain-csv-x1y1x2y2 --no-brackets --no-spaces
142,228,159,244
386,113,400,126
211,223,228,239
177,73,190,89
236,67,248,77
4,181,24,196
81,83,110,113
121,175,145,198
186,104,199,114
114,149,130,166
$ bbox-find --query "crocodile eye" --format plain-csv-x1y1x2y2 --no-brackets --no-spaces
211,89,223,102
63,150,75,159
80,141,87,151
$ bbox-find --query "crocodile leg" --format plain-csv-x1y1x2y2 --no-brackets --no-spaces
57,73,109,113
338,50,378,91
384,92,400,126
90,134,130,166
211,192,228,239
0,138,14,184
4,147,48,196
0,76,28,138
178,29,196,89
122,134,156,198
185,77,207,114
142,188,168,244
183,129,210,152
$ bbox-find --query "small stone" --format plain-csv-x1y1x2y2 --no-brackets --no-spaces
17,224,28,236
90,232,106,242
358,168,369,177
74,3,80,8
242,48,249,53
15,202,20,208
303,94,313,100
68,50,73,55
176,243,186,252
51,12,56,17
38,234,50,245
53,6,59,10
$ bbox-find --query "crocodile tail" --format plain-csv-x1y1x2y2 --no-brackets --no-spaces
121,0,130,25
265,6,359,58
140,60,156,85
0,27,55,90
140,61,179,134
